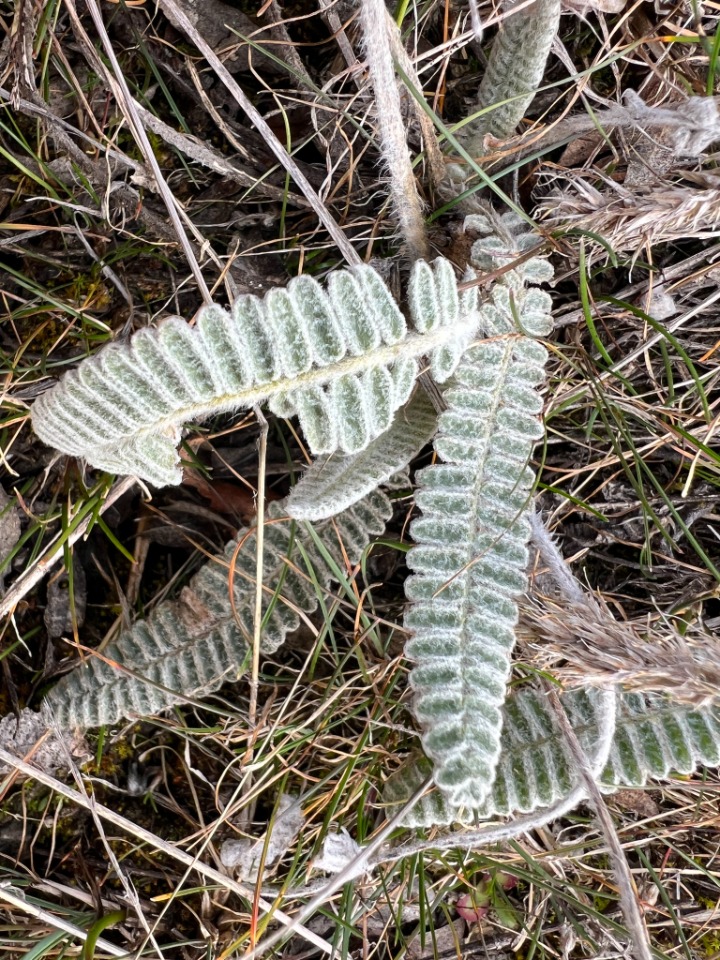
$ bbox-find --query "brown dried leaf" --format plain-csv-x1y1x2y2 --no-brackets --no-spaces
407,920,465,960
612,789,660,818
562,0,625,12
166,0,258,72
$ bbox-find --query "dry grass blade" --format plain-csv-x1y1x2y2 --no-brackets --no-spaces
132,99,307,207
0,476,136,619
553,240,720,327
249,408,268,734
0,884,127,958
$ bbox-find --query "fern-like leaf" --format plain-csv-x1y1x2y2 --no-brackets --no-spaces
46,490,391,728
404,218,554,809
460,0,561,149
286,390,438,522
32,261,477,487
383,687,720,828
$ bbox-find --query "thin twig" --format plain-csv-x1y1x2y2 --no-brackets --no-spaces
316,0,359,73
265,1,314,89
0,883,128,958
132,98,308,208
249,407,269,732
546,688,653,960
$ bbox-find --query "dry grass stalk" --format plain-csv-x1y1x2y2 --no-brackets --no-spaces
537,171,720,255
544,685,653,960
0,745,337,957
385,19,447,189
158,0,361,267
81,0,212,302
521,594,720,707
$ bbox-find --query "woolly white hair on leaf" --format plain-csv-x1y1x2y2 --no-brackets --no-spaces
45,490,393,728
220,794,305,880
0,706,89,777
404,215,554,810
287,389,438,522
312,829,365,878
32,260,477,487
460,0,562,150
357,0,429,261
381,685,720,829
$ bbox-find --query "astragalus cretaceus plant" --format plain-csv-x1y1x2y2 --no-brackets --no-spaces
383,687,720,829
18,255,472,741
17,204,720,842
403,210,556,810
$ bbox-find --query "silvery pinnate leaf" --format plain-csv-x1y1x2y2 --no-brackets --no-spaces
46,490,392,728
32,261,478,487
287,390,438,522
404,232,554,810
382,687,720,827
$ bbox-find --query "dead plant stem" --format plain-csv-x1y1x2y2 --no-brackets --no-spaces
249,407,268,734
0,884,128,958
358,0,429,261
546,688,653,960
